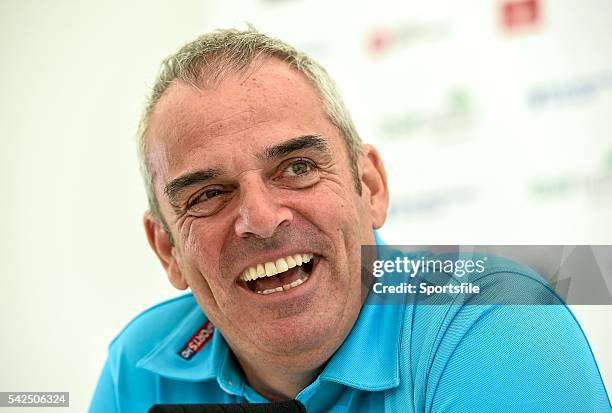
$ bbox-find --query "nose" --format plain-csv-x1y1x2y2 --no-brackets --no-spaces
234,175,293,239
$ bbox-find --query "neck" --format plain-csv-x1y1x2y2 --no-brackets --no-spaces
234,353,324,400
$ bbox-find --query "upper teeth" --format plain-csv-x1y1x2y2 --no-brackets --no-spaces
240,253,313,282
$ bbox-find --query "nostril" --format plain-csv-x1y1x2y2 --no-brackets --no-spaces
234,200,294,239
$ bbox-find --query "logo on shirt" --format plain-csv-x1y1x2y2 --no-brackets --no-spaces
178,320,215,360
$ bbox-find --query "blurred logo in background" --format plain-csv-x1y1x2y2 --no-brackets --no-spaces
500,0,541,31
367,23,448,56
388,186,477,218
527,71,612,108
379,88,476,141
530,152,612,204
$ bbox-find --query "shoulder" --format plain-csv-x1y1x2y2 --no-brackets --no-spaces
108,293,199,361
91,293,220,411
409,252,576,353
404,255,610,411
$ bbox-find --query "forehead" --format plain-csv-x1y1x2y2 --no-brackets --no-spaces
145,58,343,181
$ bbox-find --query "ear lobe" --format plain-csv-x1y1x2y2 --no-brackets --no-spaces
359,144,389,229
143,212,188,290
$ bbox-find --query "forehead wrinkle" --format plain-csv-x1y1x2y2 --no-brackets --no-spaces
200,113,276,142
154,91,276,153
151,59,327,151
200,108,255,136
146,57,340,192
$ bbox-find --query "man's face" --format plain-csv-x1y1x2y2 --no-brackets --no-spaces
145,58,387,368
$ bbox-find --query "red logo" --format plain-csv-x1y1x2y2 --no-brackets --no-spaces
178,320,214,360
368,29,393,54
501,0,540,30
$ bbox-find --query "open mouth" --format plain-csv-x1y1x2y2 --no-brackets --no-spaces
239,253,316,295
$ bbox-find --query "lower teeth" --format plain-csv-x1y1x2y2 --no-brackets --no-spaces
256,275,309,295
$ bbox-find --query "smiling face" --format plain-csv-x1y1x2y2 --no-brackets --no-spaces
144,57,388,375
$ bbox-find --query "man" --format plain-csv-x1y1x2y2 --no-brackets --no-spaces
90,29,610,412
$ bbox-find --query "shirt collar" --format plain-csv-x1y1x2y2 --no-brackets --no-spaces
318,231,402,391
318,296,404,391
136,301,221,382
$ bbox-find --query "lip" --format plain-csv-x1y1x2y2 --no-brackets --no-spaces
234,249,320,282
236,255,321,299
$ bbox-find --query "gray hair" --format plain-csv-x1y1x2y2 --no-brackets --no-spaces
138,28,362,234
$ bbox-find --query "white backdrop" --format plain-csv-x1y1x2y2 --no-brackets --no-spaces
1,1,610,411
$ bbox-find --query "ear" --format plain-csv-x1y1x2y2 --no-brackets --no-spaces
359,144,389,229
143,212,188,290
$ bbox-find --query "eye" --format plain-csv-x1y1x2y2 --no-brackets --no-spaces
275,158,319,188
283,159,314,177
190,189,221,205
187,187,231,216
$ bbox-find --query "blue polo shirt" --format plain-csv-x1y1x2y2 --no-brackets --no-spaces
90,253,611,412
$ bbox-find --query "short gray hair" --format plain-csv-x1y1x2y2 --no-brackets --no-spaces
138,28,362,233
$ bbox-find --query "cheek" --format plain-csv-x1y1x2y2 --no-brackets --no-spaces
291,181,358,218
289,188,365,261
182,218,206,256
179,221,222,288
180,219,243,305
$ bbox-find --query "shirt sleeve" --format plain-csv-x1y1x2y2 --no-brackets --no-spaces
427,304,611,413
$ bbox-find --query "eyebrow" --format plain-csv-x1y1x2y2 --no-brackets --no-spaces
163,135,330,207
262,135,329,159
164,168,223,207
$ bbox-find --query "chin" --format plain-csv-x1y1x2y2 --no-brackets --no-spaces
250,295,360,363
247,317,343,367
